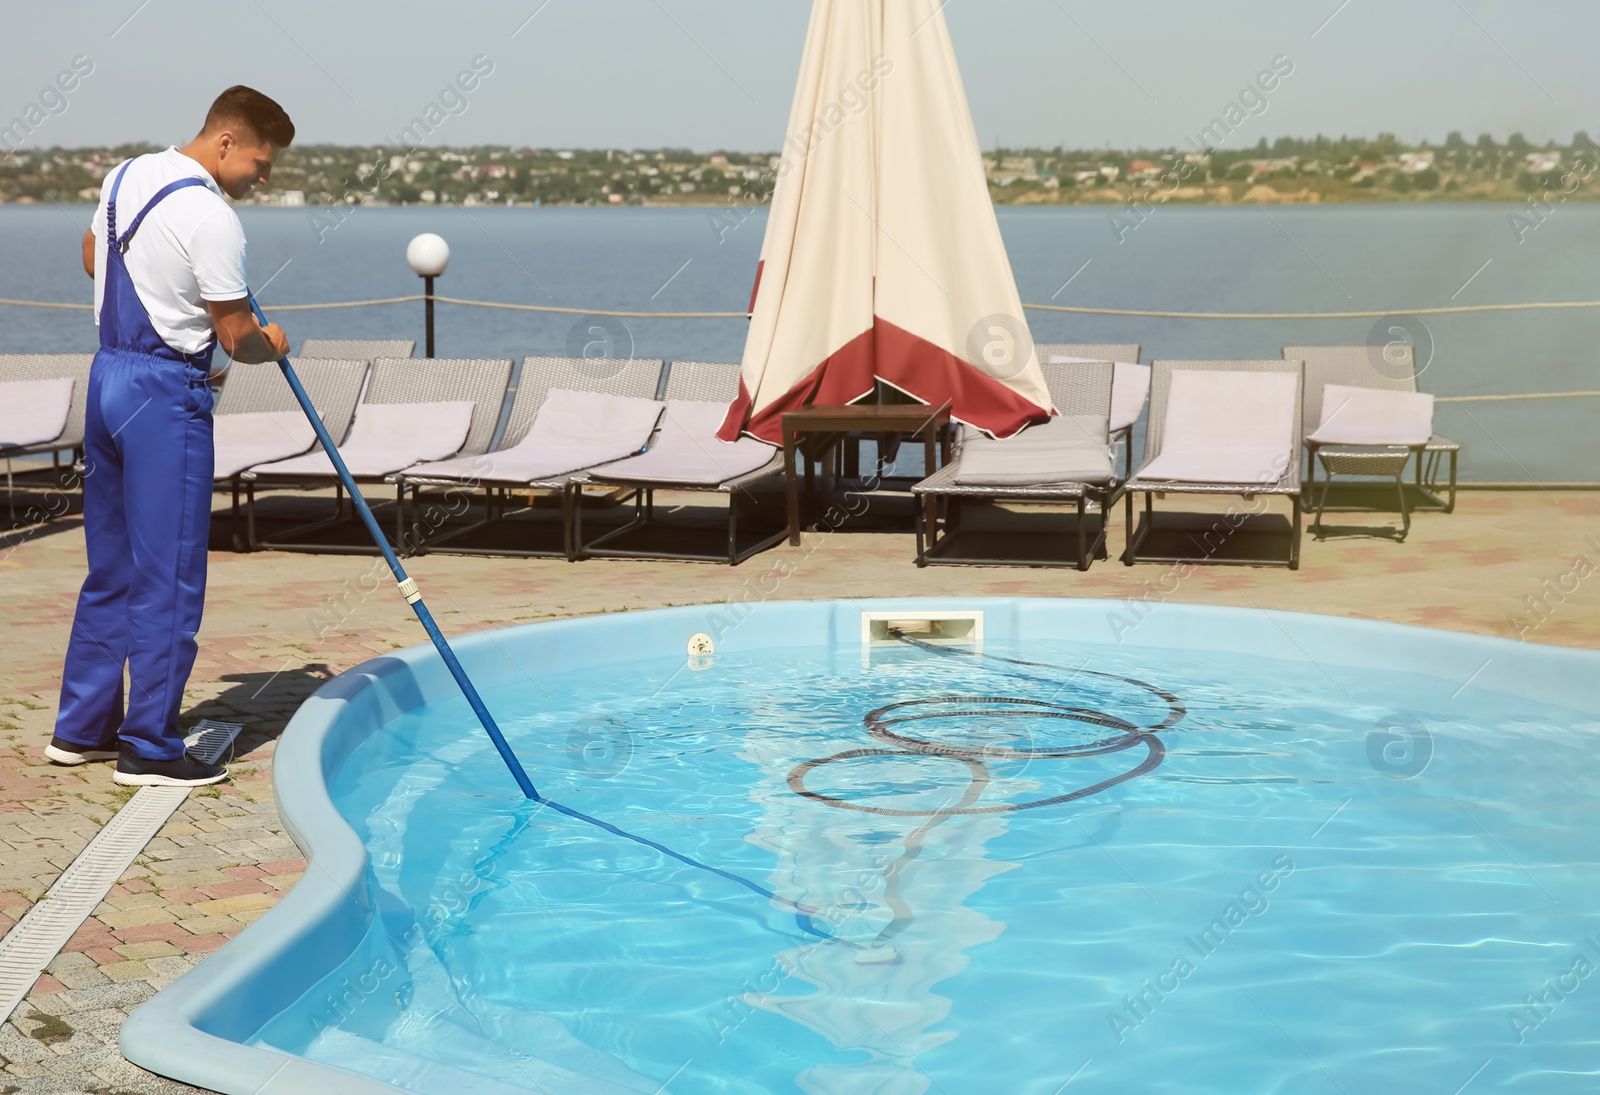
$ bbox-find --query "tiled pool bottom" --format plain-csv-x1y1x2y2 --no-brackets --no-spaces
122,600,1600,1094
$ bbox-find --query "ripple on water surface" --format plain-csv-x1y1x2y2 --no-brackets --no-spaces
251,638,1600,1094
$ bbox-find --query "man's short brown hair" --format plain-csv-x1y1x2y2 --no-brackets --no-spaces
202,86,295,147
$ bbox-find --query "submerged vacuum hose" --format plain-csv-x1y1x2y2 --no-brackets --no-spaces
788,632,1187,816
538,631,1185,949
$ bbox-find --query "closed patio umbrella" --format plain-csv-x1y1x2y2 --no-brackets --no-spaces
718,0,1054,444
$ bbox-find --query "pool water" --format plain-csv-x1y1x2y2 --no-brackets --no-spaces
251,636,1600,1094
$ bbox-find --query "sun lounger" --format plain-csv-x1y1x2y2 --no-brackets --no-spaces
575,361,786,565
212,358,368,470
1284,344,1459,514
241,357,512,553
1036,343,1146,478
1123,359,1304,569
0,378,75,455
399,355,666,559
213,412,317,482
212,358,368,433
209,358,369,550
0,354,95,524
0,376,75,522
298,338,416,360
405,389,663,484
913,359,1116,569
0,354,94,462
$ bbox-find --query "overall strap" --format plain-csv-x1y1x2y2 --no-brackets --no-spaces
115,177,211,253
105,161,133,245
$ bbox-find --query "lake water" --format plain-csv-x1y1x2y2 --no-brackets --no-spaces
2,202,1595,482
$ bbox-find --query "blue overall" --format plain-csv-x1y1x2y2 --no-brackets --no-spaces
54,161,218,761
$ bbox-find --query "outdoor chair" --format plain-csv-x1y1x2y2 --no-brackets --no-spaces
399,355,666,560
1123,359,1305,570
1036,343,1146,479
210,358,369,551
240,357,512,553
1283,345,1459,513
1301,383,1435,542
574,360,787,565
913,359,1117,570
299,338,416,360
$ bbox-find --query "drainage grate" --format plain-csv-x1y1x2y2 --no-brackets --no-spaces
0,720,242,1025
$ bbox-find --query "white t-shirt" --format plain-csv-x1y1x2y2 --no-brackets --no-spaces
92,148,248,355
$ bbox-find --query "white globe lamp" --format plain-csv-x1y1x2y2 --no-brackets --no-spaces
406,233,449,355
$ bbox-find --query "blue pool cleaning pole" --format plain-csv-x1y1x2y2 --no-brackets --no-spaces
247,294,539,800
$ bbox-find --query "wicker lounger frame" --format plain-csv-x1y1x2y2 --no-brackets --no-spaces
1035,343,1142,480
242,357,512,555
1306,443,1417,541
1285,344,1459,514
298,338,416,360
573,361,788,565
1123,359,1305,570
212,358,368,552
913,359,1118,571
399,356,666,561
576,453,788,566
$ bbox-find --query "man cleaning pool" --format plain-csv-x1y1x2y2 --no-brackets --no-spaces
46,86,295,786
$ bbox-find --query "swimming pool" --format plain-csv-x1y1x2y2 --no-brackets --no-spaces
122,599,1600,1093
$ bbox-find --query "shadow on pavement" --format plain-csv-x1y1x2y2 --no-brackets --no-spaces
187,663,339,760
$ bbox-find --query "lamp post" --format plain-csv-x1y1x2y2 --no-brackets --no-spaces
406,233,450,357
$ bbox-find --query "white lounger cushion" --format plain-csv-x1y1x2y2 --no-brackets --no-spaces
213,411,316,480
0,377,74,451
1138,370,1298,484
251,400,474,478
1307,383,1434,446
954,415,1113,485
405,389,664,483
1049,355,1150,432
589,400,777,486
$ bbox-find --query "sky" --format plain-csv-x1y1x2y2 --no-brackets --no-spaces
2,0,1594,153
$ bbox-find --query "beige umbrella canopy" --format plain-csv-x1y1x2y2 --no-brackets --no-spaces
719,0,1054,445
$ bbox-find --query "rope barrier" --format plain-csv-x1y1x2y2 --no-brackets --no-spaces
4,292,1597,403
1437,392,1600,402
0,295,748,317
1019,301,1600,318
0,298,91,310
431,295,746,318
262,294,422,311
16,293,1600,320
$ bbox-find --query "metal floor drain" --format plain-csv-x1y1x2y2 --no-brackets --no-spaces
0,720,243,1025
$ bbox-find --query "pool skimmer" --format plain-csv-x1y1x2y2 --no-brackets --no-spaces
861,610,982,667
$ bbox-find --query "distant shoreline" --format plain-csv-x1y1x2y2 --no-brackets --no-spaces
5,140,1585,209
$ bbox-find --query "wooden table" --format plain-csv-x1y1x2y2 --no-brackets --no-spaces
780,403,952,545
